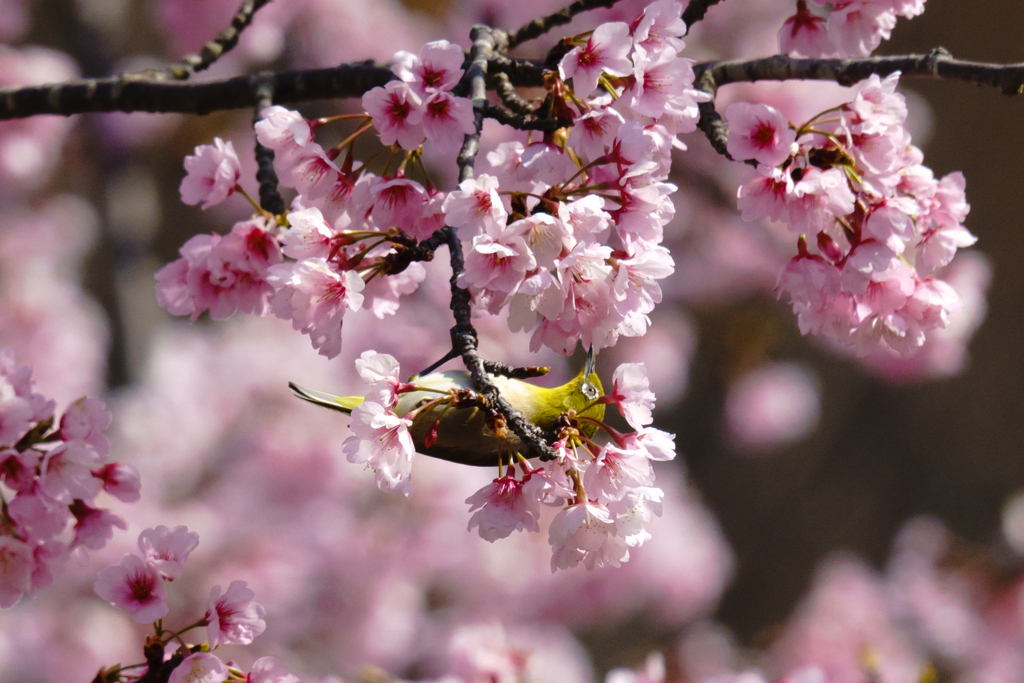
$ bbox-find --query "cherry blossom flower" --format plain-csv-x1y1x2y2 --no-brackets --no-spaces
459,232,536,299
622,47,705,123
606,363,656,429
267,258,365,359
371,176,428,234
606,652,667,683
736,165,793,222
88,461,140,502
421,90,476,152
59,396,111,457
179,137,241,209
355,350,405,408
280,207,336,260
0,536,32,608
168,653,228,683
206,580,267,646
621,427,677,462
584,442,655,502
7,486,69,542
28,540,64,595
363,81,425,150
548,501,626,571
725,103,797,167
39,442,103,503
0,447,38,492
786,167,857,234
342,401,416,496
442,174,508,237
559,22,633,98
254,106,313,160
94,554,169,623
155,218,282,323
280,146,340,200
631,0,687,56
779,7,836,57
827,3,898,57
247,657,300,683
0,390,31,447
392,39,464,95
70,501,128,551
466,475,542,541
138,525,200,580
567,106,624,161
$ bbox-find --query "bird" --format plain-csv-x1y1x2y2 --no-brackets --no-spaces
288,354,605,468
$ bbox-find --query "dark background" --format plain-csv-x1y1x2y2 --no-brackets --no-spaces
675,0,1024,645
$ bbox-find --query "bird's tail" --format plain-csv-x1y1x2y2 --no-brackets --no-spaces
288,382,364,414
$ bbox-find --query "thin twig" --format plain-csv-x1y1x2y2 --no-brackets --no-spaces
161,0,275,81
493,71,537,115
693,68,732,160
253,79,285,215
682,0,724,32
448,25,559,462
506,0,623,50
487,54,548,87
481,101,571,131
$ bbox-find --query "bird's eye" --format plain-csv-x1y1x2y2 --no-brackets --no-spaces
581,380,599,400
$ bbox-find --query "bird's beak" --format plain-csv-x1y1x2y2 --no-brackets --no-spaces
582,345,599,400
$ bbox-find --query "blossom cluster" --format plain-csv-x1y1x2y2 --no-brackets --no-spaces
93,525,294,683
779,0,927,58
338,351,677,571
460,0,704,354
0,348,138,609
155,2,706,361
728,73,975,357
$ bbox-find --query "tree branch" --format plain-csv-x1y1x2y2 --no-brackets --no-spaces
159,0,275,81
682,0,724,31
698,49,1024,95
492,71,537,115
447,25,559,463
487,54,548,88
481,101,571,131
0,62,394,120
253,79,285,215
693,49,1024,161
506,0,623,50
3,48,1024,123
693,68,733,161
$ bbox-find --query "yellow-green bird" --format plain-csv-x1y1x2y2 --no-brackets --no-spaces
289,363,605,468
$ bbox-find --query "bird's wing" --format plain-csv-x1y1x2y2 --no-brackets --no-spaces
288,382,364,414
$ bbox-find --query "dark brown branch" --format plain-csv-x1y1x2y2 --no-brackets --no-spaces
481,101,571,131
0,62,394,120
682,0,724,31
692,49,1024,161
1,48,1021,136
698,48,1024,95
448,26,559,462
492,71,537,115
253,79,285,215
506,0,623,50
693,68,732,160
487,55,548,88
161,0,274,81
482,362,551,379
